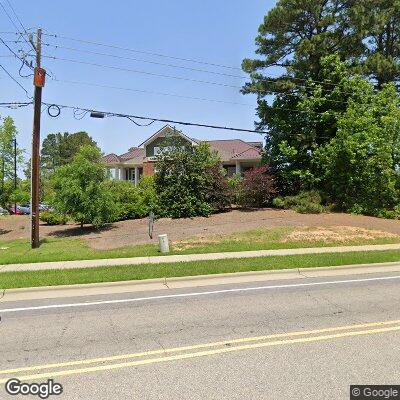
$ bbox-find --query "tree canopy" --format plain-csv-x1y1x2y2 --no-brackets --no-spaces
41,131,98,175
52,145,115,227
243,1,400,217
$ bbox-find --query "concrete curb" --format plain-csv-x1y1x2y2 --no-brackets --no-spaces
2,261,400,303
1,243,400,272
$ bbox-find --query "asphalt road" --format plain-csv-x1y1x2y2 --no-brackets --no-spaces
1,271,400,399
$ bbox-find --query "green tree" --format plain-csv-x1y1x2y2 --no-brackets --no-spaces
0,116,24,205
242,0,360,94
155,138,227,218
41,131,98,175
52,145,116,228
313,82,400,215
349,0,400,87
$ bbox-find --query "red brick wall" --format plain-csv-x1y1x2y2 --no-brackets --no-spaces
143,161,155,176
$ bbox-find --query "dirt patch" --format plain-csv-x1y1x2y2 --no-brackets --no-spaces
284,226,399,243
1,209,399,250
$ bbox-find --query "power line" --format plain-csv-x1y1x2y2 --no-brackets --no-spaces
51,78,253,106
42,54,355,103
42,55,241,89
8,31,361,99
42,42,246,79
0,2,20,35
0,101,32,108
43,102,269,134
40,31,355,90
0,36,34,69
0,2,33,50
42,31,243,71
3,0,28,34
0,63,31,97
42,101,344,137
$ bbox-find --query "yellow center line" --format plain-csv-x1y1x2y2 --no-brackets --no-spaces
0,322,400,383
1,319,400,376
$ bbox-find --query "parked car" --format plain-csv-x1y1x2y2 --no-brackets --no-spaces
0,207,9,215
9,205,24,215
19,204,31,214
39,204,53,212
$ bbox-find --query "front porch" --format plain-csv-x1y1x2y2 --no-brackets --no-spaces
109,166,143,185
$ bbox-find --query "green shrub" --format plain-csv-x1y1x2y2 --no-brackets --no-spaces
40,211,68,225
273,190,325,214
105,177,159,221
155,140,225,218
272,197,285,208
228,173,244,205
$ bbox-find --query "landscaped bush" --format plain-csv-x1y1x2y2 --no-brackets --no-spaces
228,173,244,205
204,165,233,212
273,190,325,214
155,140,230,218
105,177,158,221
40,211,68,225
238,166,277,208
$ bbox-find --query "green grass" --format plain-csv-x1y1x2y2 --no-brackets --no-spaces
1,226,399,265
1,250,399,289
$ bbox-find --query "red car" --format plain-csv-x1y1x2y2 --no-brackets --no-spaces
9,205,24,215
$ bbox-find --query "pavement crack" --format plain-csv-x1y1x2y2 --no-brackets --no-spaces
297,268,308,278
163,277,170,289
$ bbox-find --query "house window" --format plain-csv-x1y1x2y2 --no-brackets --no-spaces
153,145,184,156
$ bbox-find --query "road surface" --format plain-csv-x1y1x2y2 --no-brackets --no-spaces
1,270,400,399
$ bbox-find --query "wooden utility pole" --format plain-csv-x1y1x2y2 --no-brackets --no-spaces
31,28,45,249
13,138,17,215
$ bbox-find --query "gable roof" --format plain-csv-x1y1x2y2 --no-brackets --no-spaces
206,139,262,162
103,130,263,166
103,153,120,163
138,125,198,147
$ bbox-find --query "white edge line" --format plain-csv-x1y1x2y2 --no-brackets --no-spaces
1,275,400,314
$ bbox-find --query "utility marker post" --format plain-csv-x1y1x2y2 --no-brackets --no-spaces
31,28,45,249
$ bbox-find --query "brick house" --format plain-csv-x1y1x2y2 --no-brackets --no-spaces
103,125,263,184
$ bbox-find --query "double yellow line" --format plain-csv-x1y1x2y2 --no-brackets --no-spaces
1,319,400,383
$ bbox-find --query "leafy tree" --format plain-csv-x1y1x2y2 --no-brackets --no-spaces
41,131,98,175
239,166,277,208
155,138,226,218
52,145,116,228
104,177,158,221
0,116,24,205
313,82,400,215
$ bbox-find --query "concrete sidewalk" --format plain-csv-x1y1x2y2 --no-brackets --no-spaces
3,261,400,303
1,243,400,272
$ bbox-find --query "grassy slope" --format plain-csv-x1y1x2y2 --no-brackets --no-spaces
1,250,399,289
1,226,400,265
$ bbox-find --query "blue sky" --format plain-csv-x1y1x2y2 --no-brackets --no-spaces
1,0,277,165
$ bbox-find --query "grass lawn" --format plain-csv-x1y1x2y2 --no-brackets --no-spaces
1,226,400,265
1,250,399,289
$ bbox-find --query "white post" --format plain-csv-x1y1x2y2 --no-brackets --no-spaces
119,168,125,181
158,234,170,253
134,166,139,186
235,160,241,174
